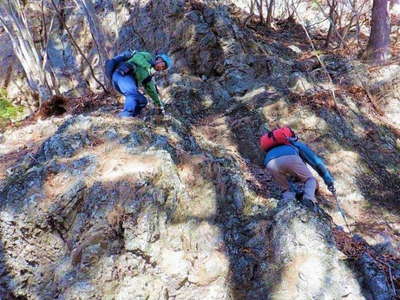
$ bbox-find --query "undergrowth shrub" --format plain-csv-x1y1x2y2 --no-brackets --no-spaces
0,88,24,130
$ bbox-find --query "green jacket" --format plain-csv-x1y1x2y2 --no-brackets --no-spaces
127,51,162,107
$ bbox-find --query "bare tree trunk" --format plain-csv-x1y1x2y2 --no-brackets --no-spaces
243,0,255,26
362,0,391,64
325,24,334,48
50,0,108,93
74,0,112,90
0,0,52,105
249,0,255,15
337,11,356,49
265,0,275,30
314,0,347,49
255,0,264,24
40,0,60,96
111,0,120,54
347,0,364,49
294,8,339,110
324,0,337,48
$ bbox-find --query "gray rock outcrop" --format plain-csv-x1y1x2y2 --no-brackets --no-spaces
0,0,399,299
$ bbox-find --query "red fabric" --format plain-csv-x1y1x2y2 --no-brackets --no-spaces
260,127,295,151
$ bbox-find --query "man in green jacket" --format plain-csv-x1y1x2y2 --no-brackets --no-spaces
105,50,172,117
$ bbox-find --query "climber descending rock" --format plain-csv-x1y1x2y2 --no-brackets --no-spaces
260,127,335,208
105,50,172,118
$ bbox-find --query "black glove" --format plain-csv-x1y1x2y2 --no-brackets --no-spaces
155,106,165,116
117,62,135,76
327,184,336,194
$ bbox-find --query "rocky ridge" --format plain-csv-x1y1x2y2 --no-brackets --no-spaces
0,0,400,299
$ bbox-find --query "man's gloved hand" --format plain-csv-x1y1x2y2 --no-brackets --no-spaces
156,106,165,116
159,102,166,114
117,62,135,76
327,184,336,194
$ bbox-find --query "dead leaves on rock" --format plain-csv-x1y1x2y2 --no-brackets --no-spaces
37,93,117,118
289,83,388,118
187,0,206,12
333,227,368,259
333,227,400,292
289,90,337,110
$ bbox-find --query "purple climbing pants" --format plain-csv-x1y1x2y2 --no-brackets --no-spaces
266,154,317,201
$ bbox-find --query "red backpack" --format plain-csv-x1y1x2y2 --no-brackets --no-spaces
260,127,296,151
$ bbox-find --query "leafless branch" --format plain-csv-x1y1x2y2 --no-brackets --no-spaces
294,9,339,110
50,0,108,93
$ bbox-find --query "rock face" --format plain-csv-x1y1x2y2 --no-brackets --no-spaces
268,200,364,299
1,0,400,299
0,113,265,299
0,112,374,300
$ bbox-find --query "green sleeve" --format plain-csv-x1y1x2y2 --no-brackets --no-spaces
145,81,162,107
127,52,154,70
127,52,162,106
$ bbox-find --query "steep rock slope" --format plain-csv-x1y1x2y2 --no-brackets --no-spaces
0,112,367,300
1,0,400,299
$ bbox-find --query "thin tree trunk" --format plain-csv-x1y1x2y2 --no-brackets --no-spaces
337,14,355,49
41,0,60,95
265,0,275,30
74,0,112,89
324,0,337,48
50,0,108,93
314,0,347,49
0,0,52,105
294,9,339,110
347,0,364,49
255,0,264,24
362,0,391,64
325,24,334,48
111,0,120,54
243,0,255,26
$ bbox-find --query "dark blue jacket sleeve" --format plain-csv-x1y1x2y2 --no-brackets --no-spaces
105,50,134,81
291,141,334,186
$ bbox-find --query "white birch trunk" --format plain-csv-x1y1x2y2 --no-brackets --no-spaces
0,0,52,105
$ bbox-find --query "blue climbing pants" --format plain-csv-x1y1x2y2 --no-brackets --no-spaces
112,72,148,117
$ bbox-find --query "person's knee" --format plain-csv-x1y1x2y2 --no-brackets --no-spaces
306,176,317,183
307,177,319,191
301,176,316,185
282,190,296,200
303,177,317,199
137,94,148,107
118,77,138,95
123,95,137,112
123,88,138,97
266,164,278,173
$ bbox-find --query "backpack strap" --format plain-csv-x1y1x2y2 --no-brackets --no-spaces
269,131,276,140
287,141,300,154
142,75,153,85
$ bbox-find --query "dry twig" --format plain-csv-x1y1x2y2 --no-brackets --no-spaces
294,10,339,111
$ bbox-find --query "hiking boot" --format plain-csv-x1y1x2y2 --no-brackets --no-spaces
155,107,164,116
133,105,146,117
301,196,316,210
118,111,135,118
277,196,294,208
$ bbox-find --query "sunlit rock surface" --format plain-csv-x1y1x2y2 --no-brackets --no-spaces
0,0,399,299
